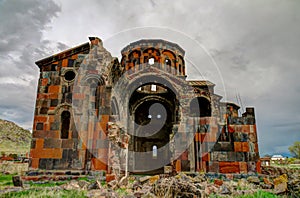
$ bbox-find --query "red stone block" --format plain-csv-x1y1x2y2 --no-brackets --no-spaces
41,78,48,86
239,162,248,174
37,94,48,99
202,152,210,162
228,125,235,133
44,123,50,131
30,158,39,169
31,148,62,159
62,59,68,67
48,107,55,111
219,162,240,174
234,125,243,132
49,93,58,99
254,143,259,152
71,54,78,59
48,85,60,93
234,142,243,152
175,160,181,172
35,138,44,148
214,179,223,186
242,125,250,133
106,174,115,182
91,158,107,170
242,142,250,152
34,116,48,123
256,161,261,173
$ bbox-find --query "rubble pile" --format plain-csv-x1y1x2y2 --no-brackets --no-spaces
2,167,300,197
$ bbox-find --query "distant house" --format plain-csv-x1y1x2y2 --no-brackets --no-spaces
271,155,286,161
260,156,271,166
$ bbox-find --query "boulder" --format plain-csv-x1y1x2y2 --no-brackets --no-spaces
247,176,260,185
273,174,288,194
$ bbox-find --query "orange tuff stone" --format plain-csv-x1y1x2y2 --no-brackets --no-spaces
175,160,181,172
239,162,248,174
242,142,250,152
234,142,243,152
62,59,68,67
91,158,107,170
219,162,240,174
41,78,48,86
30,158,39,169
34,116,48,123
48,85,60,93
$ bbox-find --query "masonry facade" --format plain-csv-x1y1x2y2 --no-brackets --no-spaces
30,37,260,175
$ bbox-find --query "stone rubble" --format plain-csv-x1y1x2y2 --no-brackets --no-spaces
2,166,300,197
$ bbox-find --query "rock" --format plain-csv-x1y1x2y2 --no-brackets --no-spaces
260,184,273,189
214,179,223,186
149,175,160,185
192,173,206,183
247,176,260,185
274,174,288,194
12,176,23,187
263,177,272,185
139,176,151,183
219,184,231,195
61,180,80,190
107,179,118,189
78,180,90,189
88,180,102,190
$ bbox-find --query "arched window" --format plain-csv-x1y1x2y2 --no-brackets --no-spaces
190,97,211,117
179,64,182,74
165,59,171,73
61,111,70,139
148,57,155,65
152,145,157,158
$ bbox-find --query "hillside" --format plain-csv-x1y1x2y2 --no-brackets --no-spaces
0,119,31,155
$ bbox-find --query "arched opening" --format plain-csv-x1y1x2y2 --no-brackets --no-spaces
129,83,178,174
165,58,171,73
61,111,70,139
190,97,211,117
152,145,157,159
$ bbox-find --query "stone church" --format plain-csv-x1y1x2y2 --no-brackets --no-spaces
30,37,260,175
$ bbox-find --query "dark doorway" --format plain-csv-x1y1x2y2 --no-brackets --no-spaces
129,84,177,174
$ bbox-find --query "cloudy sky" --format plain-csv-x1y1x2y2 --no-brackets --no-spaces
0,0,299,156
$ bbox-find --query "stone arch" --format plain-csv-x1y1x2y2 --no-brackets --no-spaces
189,97,212,117
111,96,120,116
142,48,161,64
128,50,141,72
178,55,185,75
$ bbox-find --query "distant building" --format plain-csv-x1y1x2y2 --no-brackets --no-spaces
260,156,271,166
271,155,286,161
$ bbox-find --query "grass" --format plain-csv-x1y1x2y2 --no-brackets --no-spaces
1,189,87,198
237,190,280,198
0,174,14,189
28,181,68,187
209,190,280,198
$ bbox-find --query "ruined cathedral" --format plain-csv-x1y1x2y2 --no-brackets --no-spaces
30,37,260,175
